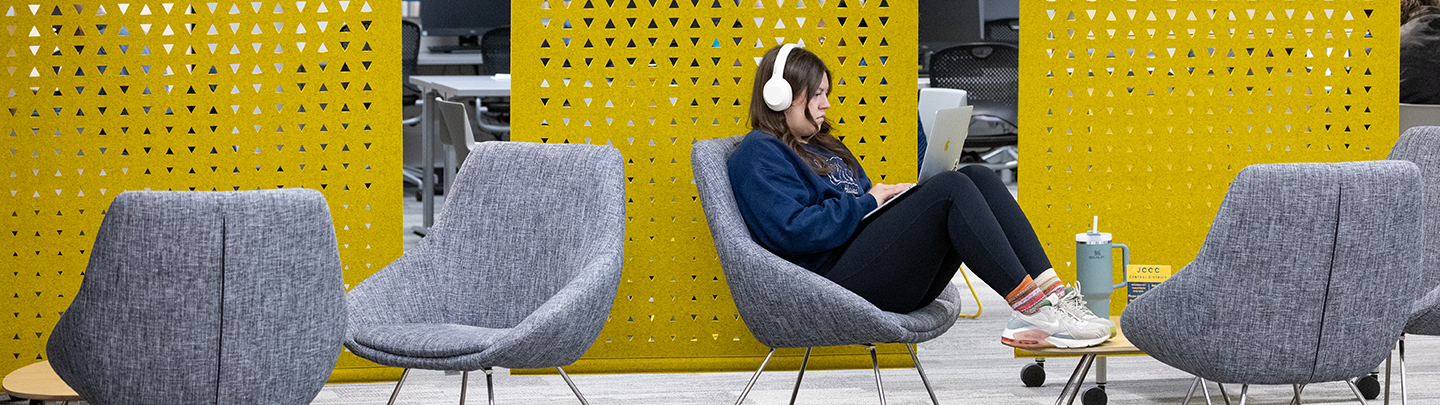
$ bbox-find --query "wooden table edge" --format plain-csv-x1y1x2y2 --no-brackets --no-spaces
2,361,82,401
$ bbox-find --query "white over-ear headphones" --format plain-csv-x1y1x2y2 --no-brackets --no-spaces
763,43,802,111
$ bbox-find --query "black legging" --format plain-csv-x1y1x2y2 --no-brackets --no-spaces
820,166,1052,313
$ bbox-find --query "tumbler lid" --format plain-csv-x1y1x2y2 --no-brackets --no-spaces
1077,230,1112,244
1076,216,1112,243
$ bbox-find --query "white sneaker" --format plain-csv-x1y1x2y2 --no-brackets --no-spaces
1001,300,1110,349
1056,285,1116,329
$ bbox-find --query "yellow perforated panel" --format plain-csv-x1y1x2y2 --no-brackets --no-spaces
513,0,919,372
1,1,399,380
1019,0,1397,320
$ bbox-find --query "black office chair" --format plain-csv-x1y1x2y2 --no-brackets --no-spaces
984,18,1019,44
479,26,510,75
928,43,1019,168
402,19,423,110
401,19,431,198
476,26,510,141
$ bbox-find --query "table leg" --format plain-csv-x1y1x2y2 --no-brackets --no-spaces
413,89,437,236
1056,354,1096,405
1096,357,1107,389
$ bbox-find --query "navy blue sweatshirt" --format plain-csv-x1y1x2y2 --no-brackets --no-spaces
727,130,878,274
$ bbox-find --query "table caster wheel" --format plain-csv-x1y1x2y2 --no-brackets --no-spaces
1021,362,1045,387
1356,374,1380,400
1081,386,1107,405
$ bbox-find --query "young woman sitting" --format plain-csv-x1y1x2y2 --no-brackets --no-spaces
726,44,1112,349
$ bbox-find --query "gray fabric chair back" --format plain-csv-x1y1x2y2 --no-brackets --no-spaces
1122,161,1423,385
349,142,625,333
47,189,345,405
1390,126,1440,288
691,137,960,348
691,137,754,272
1390,126,1440,334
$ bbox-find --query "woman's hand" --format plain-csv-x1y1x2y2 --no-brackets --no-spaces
867,183,914,204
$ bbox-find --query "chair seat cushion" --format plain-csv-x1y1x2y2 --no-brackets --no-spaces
352,323,505,358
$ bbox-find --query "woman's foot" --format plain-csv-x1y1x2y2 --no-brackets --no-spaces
1054,285,1117,336
1001,301,1110,349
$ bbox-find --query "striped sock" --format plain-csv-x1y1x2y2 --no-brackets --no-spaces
1005,276,1047,315
1033,268,1065,296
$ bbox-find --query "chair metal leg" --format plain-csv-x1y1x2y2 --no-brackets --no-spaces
387,368,412,405
735,348,777,405
557,366,590,405
1218,383,1232,405
1290,384,1306,405
788,348,813,405
906,343,941,405
460,371,469,405
1348,379,1371,405
1385,348,1393,405
1238,384,1249,405
485,368,495,405
1182,377,1201,405
402,168,424,187
867,344,887,405
1200,377,1213,405
1401,337,1408,405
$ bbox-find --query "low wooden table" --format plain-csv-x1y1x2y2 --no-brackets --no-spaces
3,361,82,404
1015,321,1145,405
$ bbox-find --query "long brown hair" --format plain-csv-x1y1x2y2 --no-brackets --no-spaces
749,45,860,176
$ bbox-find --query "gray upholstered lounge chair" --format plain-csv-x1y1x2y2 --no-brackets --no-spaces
691,136,961,405
47,189,346,404
1385,126,1440,404
345,142,625,405
1120,161,1424,404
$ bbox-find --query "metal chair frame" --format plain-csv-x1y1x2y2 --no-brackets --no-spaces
1382,336,1406,405
733,344,940,405
1180,377,1373,405
386,367,590,405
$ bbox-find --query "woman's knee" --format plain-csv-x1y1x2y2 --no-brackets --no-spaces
958,165,1001,182
928,169,971,187
925,170,980,197
958,165,1011,192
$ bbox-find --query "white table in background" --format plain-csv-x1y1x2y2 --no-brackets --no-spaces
408,75,511,236
417,50,484,66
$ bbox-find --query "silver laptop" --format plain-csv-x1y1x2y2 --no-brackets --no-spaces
863,105,974,220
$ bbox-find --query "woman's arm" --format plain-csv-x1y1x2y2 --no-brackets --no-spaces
729,141,876,257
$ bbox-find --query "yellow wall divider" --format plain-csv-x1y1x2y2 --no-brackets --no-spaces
0,1,400,381
1018,0,1397,328
512,0,920,372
